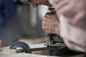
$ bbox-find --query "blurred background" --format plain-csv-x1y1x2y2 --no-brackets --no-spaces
0,1,50,46
0,0,51,55
0,1,85,56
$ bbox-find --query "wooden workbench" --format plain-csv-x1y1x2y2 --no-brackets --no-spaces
0,52,56,57
0,52,86,57
0,43,86,57
0,39,86,57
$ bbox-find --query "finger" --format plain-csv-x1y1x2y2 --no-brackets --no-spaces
43,16,59,26
45,13,57,20
45,13,51,18
43,17,51,22
42,25,48,30
42,25,52,34
42,21,47,26
42,20,51,26
42,24,58,34
45,26,54,34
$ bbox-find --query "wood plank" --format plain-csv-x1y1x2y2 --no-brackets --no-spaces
0,53,57,57
0,52,85,57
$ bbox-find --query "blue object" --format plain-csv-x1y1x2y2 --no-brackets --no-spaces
0,0,16,28
10,42,31,53
0,0,23,33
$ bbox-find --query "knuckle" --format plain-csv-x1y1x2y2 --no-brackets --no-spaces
45,13,50,16
42,26,45,29
43,18,46,21
42,26,46,29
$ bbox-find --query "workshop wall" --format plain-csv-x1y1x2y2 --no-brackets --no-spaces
17,4,48,39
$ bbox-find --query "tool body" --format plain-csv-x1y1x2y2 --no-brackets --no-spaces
9,35,66,54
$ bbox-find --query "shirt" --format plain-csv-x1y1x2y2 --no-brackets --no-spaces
0,0,16,28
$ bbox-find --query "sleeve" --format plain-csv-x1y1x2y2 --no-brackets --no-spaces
59,15,86,53
49,0,86,53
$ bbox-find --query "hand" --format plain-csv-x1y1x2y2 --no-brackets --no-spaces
42,13,60,35
20,0,52,8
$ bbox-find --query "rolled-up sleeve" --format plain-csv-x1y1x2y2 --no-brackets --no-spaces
49,0,86,53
